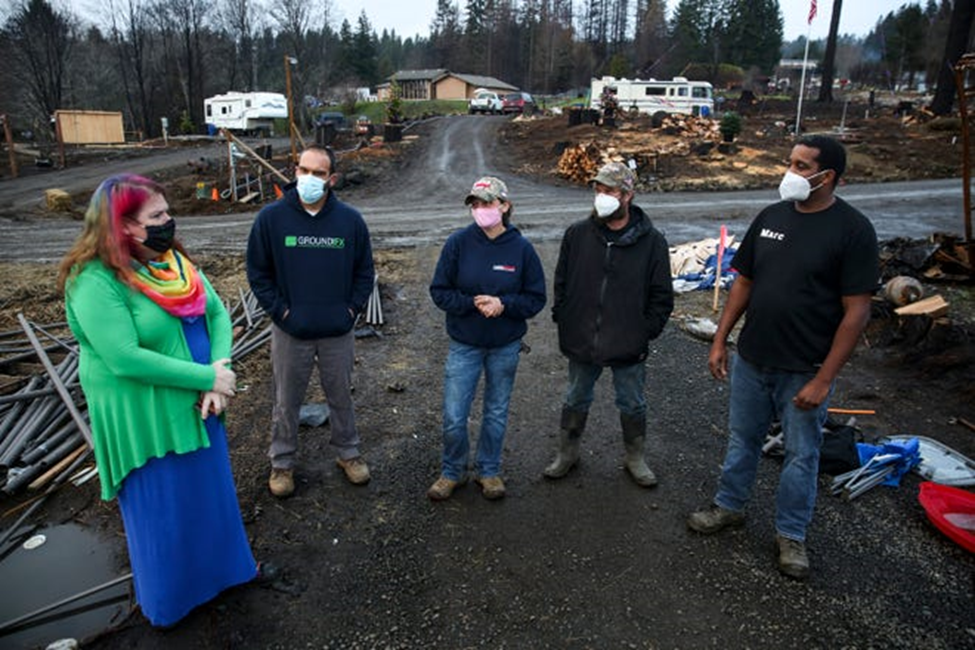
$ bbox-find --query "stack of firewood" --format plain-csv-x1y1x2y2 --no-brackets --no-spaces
659,114,722,139
556,142,603,183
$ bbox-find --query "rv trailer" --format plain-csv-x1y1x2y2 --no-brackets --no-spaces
590,76,714,117
204,92,288,135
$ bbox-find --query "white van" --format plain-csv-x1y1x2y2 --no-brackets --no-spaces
590,76,714,117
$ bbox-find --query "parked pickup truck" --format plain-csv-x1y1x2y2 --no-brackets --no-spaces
469,89,503,115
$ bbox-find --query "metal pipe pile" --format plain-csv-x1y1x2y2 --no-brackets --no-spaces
227,288,272,361
0,290,275,499
365,274,384,326
0,319,88,496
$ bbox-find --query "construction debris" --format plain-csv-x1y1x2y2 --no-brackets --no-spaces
883,275,924,306
894,294,950,318
880,234,973,281
669,235,738,293
830,438,921,500
44,189,72,212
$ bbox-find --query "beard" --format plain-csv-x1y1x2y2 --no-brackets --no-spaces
592,203,627,224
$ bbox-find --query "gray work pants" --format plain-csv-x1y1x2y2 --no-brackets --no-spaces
269,325,359,468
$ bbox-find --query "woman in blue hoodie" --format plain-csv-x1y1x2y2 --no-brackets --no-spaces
428,177,546,500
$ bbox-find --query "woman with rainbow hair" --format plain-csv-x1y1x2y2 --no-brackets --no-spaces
59,174,257,627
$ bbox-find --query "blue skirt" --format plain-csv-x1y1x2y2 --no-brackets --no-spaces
116,317,256,627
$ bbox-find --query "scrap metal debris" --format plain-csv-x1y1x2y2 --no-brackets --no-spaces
0,286,348,498
830,438,921,500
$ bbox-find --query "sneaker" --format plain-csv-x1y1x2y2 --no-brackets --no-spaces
475,476,506,500
775,535,810,580
686,504,746,534
427,475,466,501
336,456,371,485
268,468,294,498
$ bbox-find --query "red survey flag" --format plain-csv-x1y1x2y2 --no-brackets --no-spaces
808,0,817,24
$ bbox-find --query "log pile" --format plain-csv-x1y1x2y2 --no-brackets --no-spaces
556,142,603,184
556,114,724,184
659,114,722,139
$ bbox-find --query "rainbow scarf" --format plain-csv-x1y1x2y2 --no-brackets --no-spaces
130,249,208,318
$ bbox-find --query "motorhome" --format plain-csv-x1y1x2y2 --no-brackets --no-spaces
590,76,714,117
204,92,288,135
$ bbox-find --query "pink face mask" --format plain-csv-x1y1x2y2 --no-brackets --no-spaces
472,205,503,229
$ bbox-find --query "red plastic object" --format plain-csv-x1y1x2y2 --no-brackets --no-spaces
918,481,975,554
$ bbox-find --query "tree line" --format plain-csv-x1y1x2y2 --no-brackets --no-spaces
0,0,971,141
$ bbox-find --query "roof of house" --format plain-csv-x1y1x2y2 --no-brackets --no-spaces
391,69,450,82
388,69,517,92
451,73,518,91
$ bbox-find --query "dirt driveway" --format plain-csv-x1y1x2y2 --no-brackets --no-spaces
0,110,974,649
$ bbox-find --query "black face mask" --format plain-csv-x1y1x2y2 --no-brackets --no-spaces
141,219,176,253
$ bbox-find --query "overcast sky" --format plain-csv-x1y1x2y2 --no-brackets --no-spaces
344,0,912,42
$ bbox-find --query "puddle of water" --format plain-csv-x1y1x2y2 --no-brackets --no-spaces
0,523,131,648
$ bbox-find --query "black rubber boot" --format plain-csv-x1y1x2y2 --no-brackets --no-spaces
543,408,587,479
621,413,657,487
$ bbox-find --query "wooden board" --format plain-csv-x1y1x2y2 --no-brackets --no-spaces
894,294,949,318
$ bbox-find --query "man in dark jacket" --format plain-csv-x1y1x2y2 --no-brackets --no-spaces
246,145,375,498
545,161,674,487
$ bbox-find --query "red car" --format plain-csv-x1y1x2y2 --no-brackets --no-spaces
502,92,536,115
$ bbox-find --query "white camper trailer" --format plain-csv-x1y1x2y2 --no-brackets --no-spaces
204,92,288,135
590,76,714,117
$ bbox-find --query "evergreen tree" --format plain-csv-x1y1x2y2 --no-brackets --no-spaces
353,11,378,85
724,0,782,74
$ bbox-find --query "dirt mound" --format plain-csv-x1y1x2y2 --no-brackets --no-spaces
499,106,961,192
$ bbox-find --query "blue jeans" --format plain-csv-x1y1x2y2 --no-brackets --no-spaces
714,355,832,542
563,359,646,418
441,339,521,480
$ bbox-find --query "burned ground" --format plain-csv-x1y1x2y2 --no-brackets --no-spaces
1,103,974,649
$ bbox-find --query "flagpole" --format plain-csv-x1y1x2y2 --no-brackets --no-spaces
795,1,817,136
795,24,812,136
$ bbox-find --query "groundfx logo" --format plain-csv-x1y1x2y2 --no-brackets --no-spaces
284,235,345,249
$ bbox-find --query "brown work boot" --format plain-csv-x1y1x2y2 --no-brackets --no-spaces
686,504,746,534
336,456,371,485
475,476,506,500
268,468,294,498
775,535,810,580
427,475,467,501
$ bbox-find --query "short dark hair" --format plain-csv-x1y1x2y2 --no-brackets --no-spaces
302,144,337,173
797,135,845,182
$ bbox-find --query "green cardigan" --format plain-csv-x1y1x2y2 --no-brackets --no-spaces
65,259,233,499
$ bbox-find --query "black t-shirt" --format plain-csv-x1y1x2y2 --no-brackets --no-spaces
734,197,879,372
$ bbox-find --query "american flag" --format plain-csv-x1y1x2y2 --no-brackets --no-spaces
808,0,817,24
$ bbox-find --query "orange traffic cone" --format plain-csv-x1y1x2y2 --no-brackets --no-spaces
273,184,283,199
211,186,219,201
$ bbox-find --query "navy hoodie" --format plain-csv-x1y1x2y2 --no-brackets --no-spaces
430,223,546,348
246,187,375,340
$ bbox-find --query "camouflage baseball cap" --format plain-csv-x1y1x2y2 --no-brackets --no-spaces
589,161,635,192
464,176,509,204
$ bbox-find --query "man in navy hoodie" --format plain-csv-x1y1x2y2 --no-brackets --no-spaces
247,145,375,498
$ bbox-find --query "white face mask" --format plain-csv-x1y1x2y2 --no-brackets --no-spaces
593,193,621,218
778,170,827,202
296,174,327,205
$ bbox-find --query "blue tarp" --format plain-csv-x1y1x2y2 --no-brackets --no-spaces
674,245,738,291
855,438,922,486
